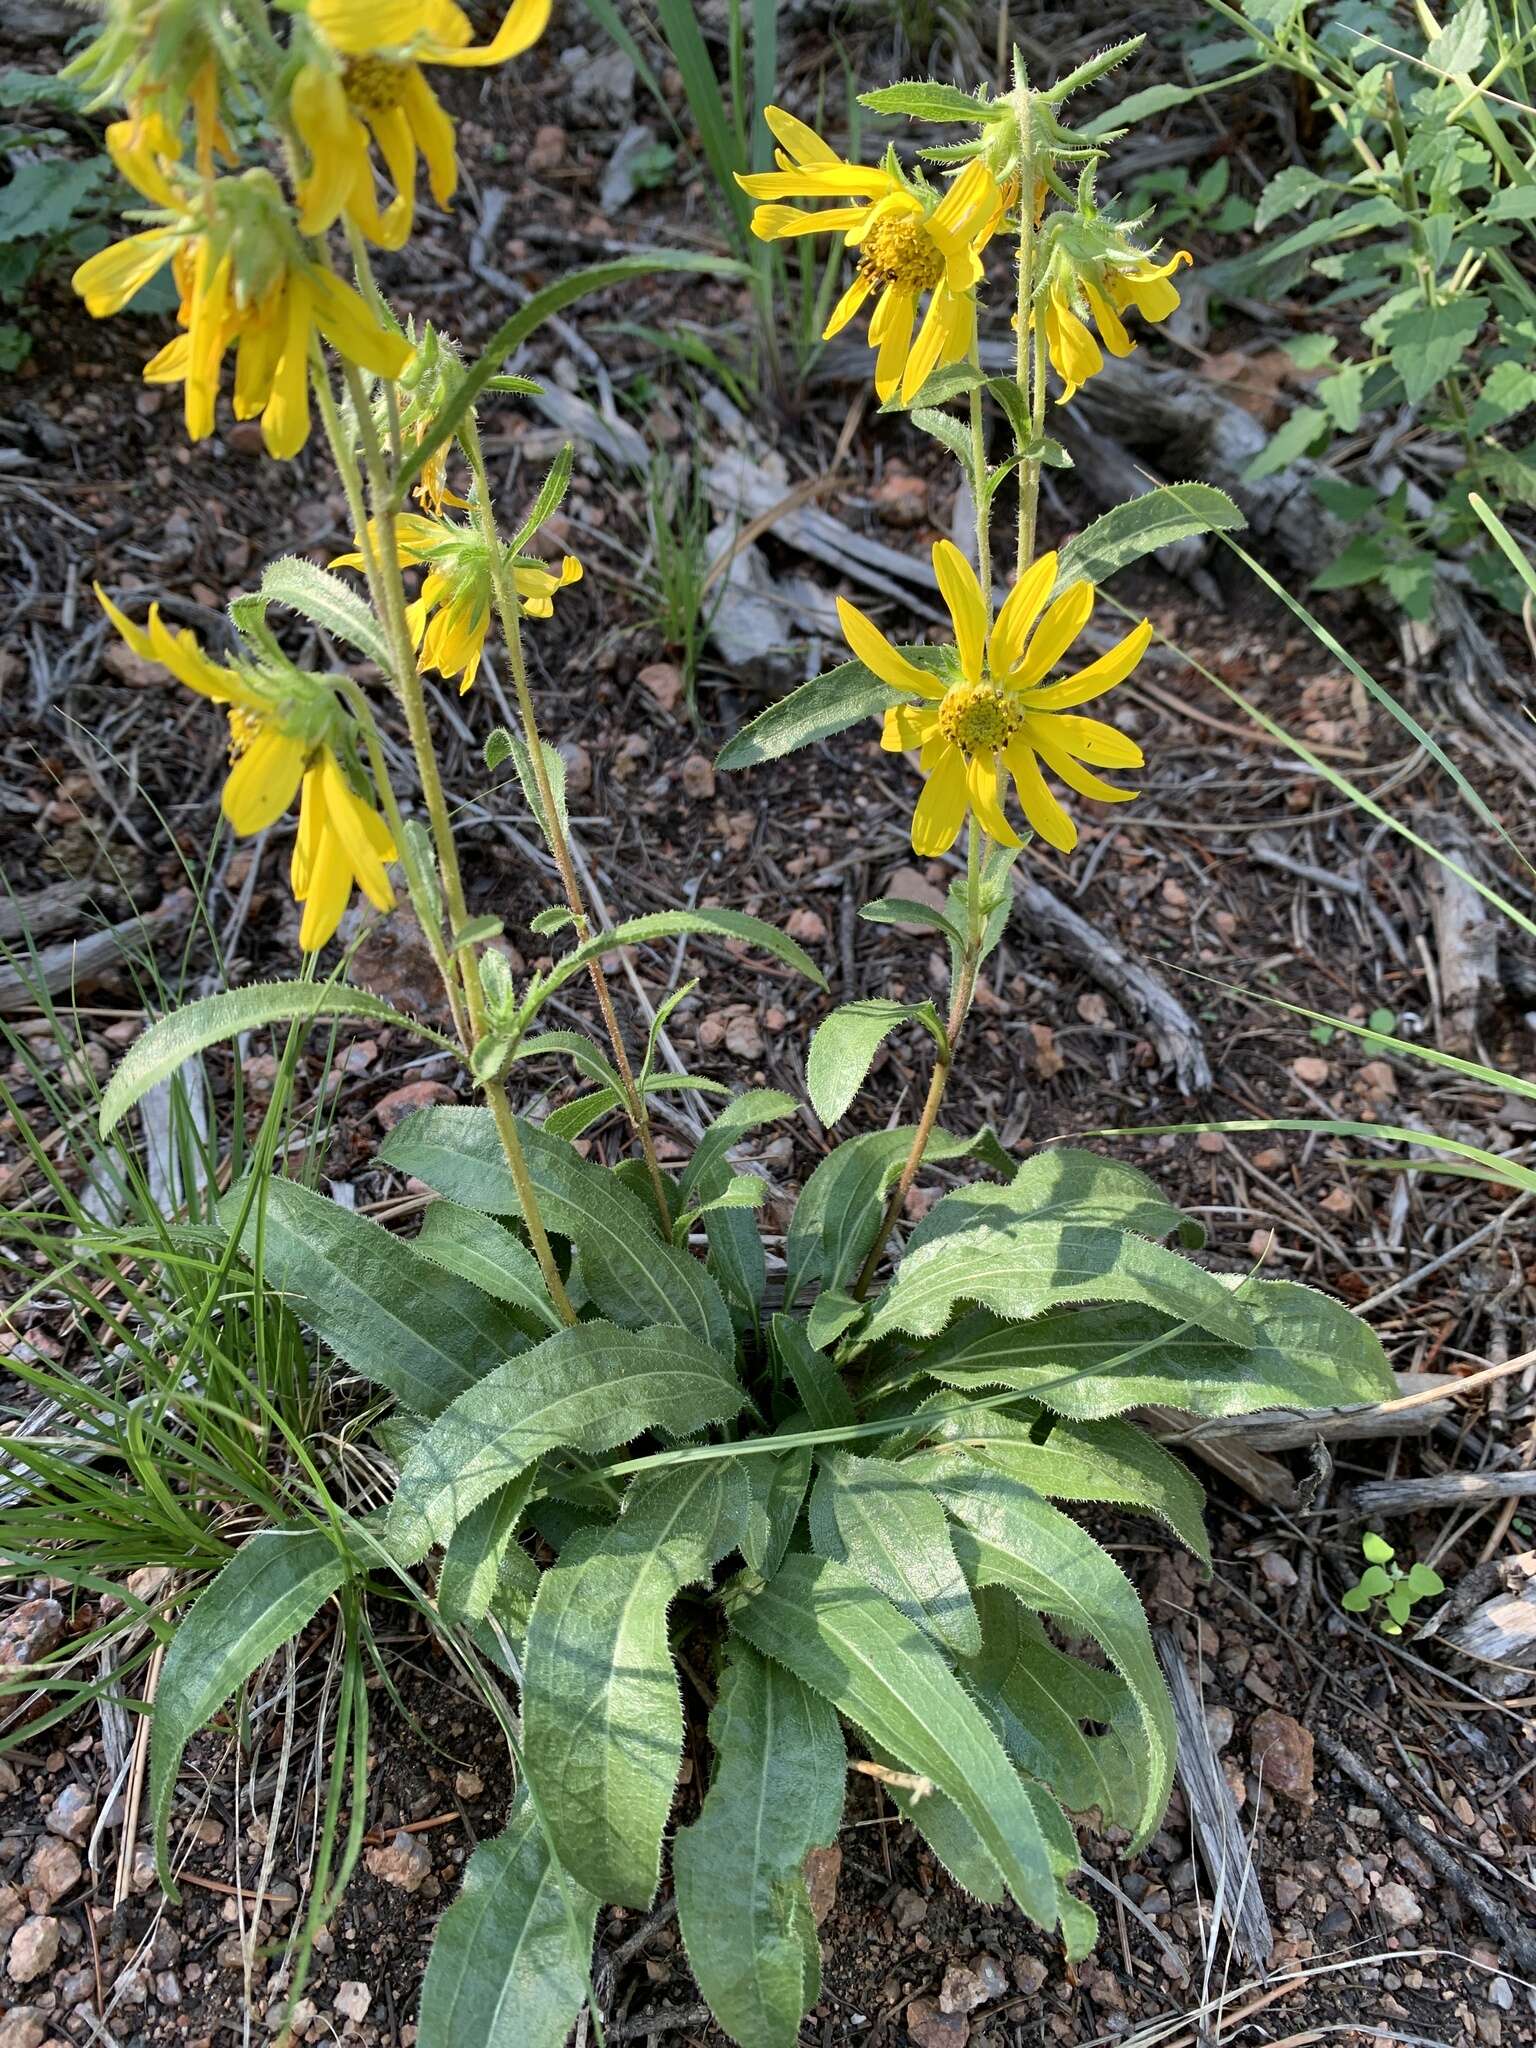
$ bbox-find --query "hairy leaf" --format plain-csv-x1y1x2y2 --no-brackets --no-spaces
917,1277,1394,1419
101,983,454,1135
716,647,950,771
232,555,392,671
416,1788,597,2048
388,1321,745,1563
674,1643,845,2048
810,1452,980,1658
524,1466,743,1904
538,908,826,1002
413,1200,563,1339
772,1314,855,1427
1053,484,1244,594
730,1555,1069,1937
738,1433,813,1579
437,1472,537,1626
380,1106,734,1358
807,1000,945,1126
151,1530,346,1894
223,1177,527,1415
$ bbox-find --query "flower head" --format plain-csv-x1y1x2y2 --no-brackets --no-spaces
332,514,582,691
64,2,232,176
72,154,412,456
1038,244,1192,402
291,0,551,247
96,586,396,949
739,107,1003,404
839,541,1151,856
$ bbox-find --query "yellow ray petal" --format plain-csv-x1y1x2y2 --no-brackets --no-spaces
1025,618,1152,710
1028,711,1144,770
400,65,457,205
836,595,943,697
881,703,938,751
429,0,552,66
222,727,307,834
298,825,353,951
1030,728,1140,804
990,552,1057,680
900,287,951,406
306,268,413,379
748,202,873,240
966,752,1020,846
822,272,873,340
262,277,313,460
910,740,969,857
72,231,178,318
291,765,323,899
872,288,915,401
1014,581,1094,687
1084,282,1135,359
1004,737,1077,852
932,539,987,685
763,105,838,166
319,750,395,907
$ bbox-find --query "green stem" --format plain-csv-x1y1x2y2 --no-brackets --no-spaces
1013,76,1044,576
967,334,990,598
852,826,988,1300
460,414,673,1229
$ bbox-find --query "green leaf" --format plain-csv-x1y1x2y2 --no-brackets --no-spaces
387,1321,745,1563
772,1313,856,1427
1385,298,1487,408
395,253,740,506
738,1436,813,1579
151,1530,347,1894
1242,405,1328,483
1317,362,1366,433
919,1457,1174,1846
223,1177,528,1416
1052,485,1244,594
963,1587,1142,1829
1312,533,1389,592
731,1555,1072,1938
1426,0,1488,74
915,1275,1395,1419
416,1788,598,2048
807,999,945,1126
1078,79,1199,138
523,1466,743,1904
1406,1562,1444,1598
1361,1531,1395,1564
380,1105,735,1358
484,727,514,771
100,982,454,1136
859,896,963,945
437,1473,537,1626
858,81,1003,121
917,1404,1210,1567
414,1200,563,1339
1357,1564,1393,1597
0,156,106,240
866,1208,1253,1351
680,1088,799,1205
1254,164,1336,233
675,1643,845,2048
506,735,569,846
810,1452,981,1658
785,1124,1009,1306
510,445,574,554
806,1289,865,1352
1341,1582,1373,1612
1485,185,1536,222
536,907,826,1004
1384,1585,1413,1625
911,404,975,469
232,555,392,672
716,648,950,771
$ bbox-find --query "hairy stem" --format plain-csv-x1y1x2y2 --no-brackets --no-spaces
1013,76,1043,576
852,826,987,1299
460,415,672,1229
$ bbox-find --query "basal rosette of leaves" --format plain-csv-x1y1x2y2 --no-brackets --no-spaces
68,9,1395,2046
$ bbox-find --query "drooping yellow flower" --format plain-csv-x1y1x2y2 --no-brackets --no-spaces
64,8,231,177
95,586,396,951
839,541,1151,857
332,515,582,691
291,0,551,246
1039,247,1193,402
72,158,412,456
738,107,1003,404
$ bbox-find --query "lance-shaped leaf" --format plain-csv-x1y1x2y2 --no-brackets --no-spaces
151,1530,347,1894
388,1321,745,1563
914,1455,1174,1847
100,982,455,1136
437,1472,538,1627
917,1401,1210,1566
1000,1147,1205,1247
918,1277,1394,1420
716,646,951,772
533,907,825,1007
962,1586,1143,1830
681,1089,797,1314
416,1787,598,2048
231,554,392,671
738,1432,813,1580
772,1314,855,1428
807,1000,946,1127
784,1124,1009,1306
810,1452,981,1659
414,1200,563,1339
223,1177,528,1416
381,1106,734,1358
1052,484,1243,595
523,1466,744,1905
866,1212,1255,1352
729,1554,1067,1937
674,1643,845,2048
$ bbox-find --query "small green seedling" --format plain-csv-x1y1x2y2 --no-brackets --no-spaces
1342,1532,1443,1636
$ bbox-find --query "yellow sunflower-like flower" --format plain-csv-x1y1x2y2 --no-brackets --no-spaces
72,150,412,456
839,541,1152,857
332,514,582,691
738,107,1004,404
96,588,396,949
1039,247,1193,402
291,0,551,248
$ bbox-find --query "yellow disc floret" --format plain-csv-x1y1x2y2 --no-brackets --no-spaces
938,681,1024,756
341,55,408,116
857,214,945,294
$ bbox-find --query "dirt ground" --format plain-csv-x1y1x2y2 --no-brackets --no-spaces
3,4,1534,2044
